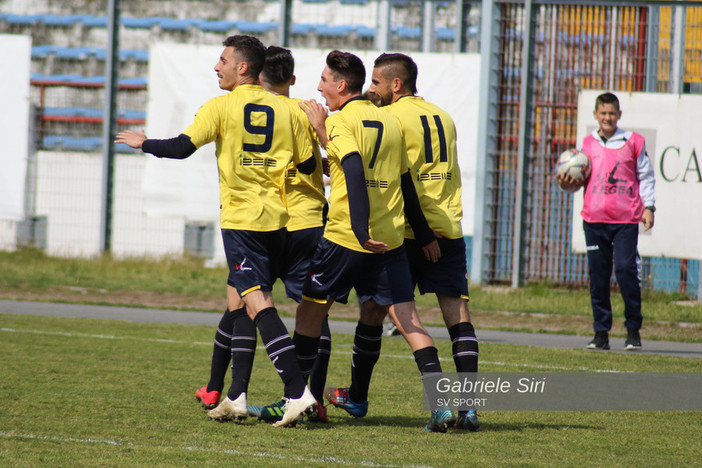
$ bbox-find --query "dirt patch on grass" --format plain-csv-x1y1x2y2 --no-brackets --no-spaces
2,287,700,343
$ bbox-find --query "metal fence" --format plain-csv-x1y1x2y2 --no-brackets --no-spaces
1,0,700,297
472,0,701,297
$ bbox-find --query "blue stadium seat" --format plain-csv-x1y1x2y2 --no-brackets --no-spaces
41,136,102,151
120,109,147,120
42,107,146,120
121,49,150,62
316,25,352,37
396,26,420,39
237,21,277,34
354,25,375,38
31,74,148,88
41,14,94,26
199,20,239,33
54,46,100,60
339,0,369,4
115,142,138,153
44,46,149,63
436,27,455,41
31,45,61,58
291,23,316,35
43,107,103,118
4,14,42,25
31,73,85,82
122,17,168,29
119,77,148,87
159,18,202,31
81,15,108,28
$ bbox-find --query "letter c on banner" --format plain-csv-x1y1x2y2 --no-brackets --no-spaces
660,145,679,182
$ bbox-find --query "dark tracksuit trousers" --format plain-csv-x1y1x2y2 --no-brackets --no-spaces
583,221,643,333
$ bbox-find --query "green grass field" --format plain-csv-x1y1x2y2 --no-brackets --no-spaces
1,249,700,343
1,313,700,467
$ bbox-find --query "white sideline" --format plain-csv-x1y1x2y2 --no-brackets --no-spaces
0,431,432,468
1,326,625,373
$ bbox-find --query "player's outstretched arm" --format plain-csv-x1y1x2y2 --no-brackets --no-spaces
115,129,147,148
115,131,197,160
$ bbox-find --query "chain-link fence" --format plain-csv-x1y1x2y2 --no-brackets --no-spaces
473,0,701,297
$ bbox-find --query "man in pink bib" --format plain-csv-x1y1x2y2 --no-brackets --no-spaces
558,92,655,351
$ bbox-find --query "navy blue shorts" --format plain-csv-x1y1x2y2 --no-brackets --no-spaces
405,237,470,299
222,229,286,296
303,239,415,307
356,245,415,306
280,226,323,303
302,238,366,304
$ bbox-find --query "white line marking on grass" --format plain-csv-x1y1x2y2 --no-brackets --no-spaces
0,327,211,346
0,327,626,373
0,432,432,468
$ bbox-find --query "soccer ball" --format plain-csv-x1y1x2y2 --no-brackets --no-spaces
556,149,590,181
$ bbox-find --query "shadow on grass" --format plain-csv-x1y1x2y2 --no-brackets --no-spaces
309,415,603,432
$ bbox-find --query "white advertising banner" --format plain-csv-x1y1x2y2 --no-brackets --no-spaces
143,43,480,235
572,90,702,259
0,34,31,220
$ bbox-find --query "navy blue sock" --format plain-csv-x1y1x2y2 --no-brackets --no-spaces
226,307,256,400
207,308,234,393
349,322,383,403
413,346,442,375
448,322,479,373
309,316,332,402
293,332,320,380
254,307,306,399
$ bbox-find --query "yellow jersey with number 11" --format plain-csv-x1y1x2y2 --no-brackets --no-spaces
385,95,463,239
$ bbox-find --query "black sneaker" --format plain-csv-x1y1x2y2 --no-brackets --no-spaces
625,329,642,350
586,331,610,350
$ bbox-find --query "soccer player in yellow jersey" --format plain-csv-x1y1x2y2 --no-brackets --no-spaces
115,35,316,427
367,52,480,431
293,50,456,432
231,45,332,424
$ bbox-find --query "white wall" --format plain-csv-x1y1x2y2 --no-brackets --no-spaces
0,34,31,221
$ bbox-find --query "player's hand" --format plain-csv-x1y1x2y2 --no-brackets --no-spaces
422,239,441,263
299,99,329,147
556,173,583,193
642,209,655,231
362,239,388,254
115,129,147,149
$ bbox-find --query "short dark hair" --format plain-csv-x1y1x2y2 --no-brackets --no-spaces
222,35,266,78
262,46,295,85
373,53,418,94
595,92,620,111
326,50,366,94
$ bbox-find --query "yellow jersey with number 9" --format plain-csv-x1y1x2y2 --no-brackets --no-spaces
183,84,310,232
